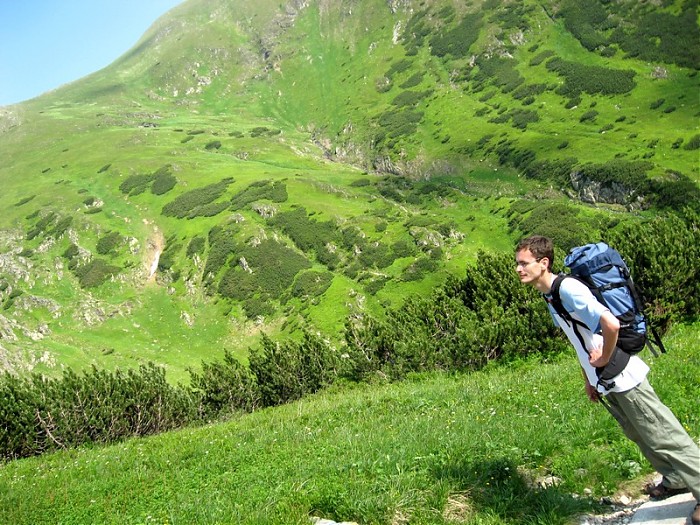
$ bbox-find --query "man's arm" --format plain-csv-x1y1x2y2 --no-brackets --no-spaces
589,311,620,368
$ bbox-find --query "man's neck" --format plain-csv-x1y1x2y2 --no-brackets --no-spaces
534,271,555,294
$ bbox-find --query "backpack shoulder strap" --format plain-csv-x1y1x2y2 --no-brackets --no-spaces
547,274,572,322
546,273,591,355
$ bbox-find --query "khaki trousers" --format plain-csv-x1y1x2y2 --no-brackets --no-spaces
605,378,700,501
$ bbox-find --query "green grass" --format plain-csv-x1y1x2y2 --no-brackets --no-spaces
1,322,697,525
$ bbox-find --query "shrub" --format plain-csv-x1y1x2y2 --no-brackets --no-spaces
189,351,259,419
230,180,288,210
0,364,196,460
119,174,155,195
49,216,73,238
429,13,483,59
203,225,239,279
579,110,598,123
291,271,334,299
391,90,433,108
268,207,339,256
151,166,177,195
217,239,311,301
608,212,700,330
26,211,57,240
546,57,636,96
683,134,700,151
399,72,424,89
162,178,233,218
248,332,340,407
73,259,120,288
343,252,564,381
187,236,206,258
96,231,122,255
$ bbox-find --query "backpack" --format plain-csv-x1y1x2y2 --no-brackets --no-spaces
548,242,666,360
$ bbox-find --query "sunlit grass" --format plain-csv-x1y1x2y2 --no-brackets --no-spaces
1,322,697,525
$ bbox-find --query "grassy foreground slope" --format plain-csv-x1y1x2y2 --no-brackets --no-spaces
1,322,697,525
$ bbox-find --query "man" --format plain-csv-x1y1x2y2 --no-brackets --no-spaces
515,235,699,524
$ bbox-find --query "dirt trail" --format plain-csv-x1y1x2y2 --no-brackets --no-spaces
145,226,165,283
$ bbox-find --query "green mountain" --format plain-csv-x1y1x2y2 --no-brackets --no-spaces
1,0,698,381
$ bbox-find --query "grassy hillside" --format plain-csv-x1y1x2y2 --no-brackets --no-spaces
0,322,697,524
0,0,698,380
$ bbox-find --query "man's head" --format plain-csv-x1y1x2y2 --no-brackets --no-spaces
515,236,554,271
515,236,554,290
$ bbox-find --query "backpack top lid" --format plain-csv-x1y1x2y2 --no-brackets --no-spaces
564,242,628,278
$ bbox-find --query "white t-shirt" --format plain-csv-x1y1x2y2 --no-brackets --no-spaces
546,277,648,394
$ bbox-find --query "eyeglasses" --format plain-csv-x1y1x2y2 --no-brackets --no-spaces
514,258,541,269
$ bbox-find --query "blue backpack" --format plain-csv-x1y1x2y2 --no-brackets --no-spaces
548,242,666,358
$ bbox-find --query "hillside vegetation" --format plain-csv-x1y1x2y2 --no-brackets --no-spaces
0,0,697,382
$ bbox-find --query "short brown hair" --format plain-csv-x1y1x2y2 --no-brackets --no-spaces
515,236,554,271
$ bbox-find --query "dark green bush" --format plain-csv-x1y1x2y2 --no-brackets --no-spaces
579,110,598,123
73,259,120,288
248,332,340,407
26,211,57,240
291,271,334,299
14,195,36,207
529,50,555,66
559,0,608,51
0,364,196,460
400,257,438,282
230,180,288,210
162,178,233,218
546,57,636,97
49,216,73,238
391,90,433,108
96,231,122,255
474,56,524,93
217,239,311,301
385,59,413,79
189,351,259,419
203,225,239,279
608,212,699,330
429,13,482,59
683,134,700,151
399,72,425,89
151,166,177,195
187,236,206,258
268,207,338,257
119,174,155,196
344,252,564,381
610,8,700,69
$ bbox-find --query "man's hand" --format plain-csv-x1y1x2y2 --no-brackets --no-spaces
588,344,609,368
585,381,599,403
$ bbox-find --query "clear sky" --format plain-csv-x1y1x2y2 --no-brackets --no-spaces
0,0,185,106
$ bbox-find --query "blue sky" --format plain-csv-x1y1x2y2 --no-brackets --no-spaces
0,0,184,106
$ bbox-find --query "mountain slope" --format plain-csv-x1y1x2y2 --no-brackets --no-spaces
0,0,697,379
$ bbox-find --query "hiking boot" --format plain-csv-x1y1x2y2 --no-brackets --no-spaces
644,481,689,500
691,502,700,525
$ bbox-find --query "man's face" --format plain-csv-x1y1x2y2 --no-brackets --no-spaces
515,248,546,286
